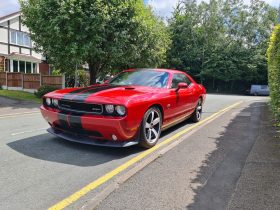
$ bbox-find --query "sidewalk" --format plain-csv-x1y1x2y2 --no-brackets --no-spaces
96,101,280,210
227,105,280,210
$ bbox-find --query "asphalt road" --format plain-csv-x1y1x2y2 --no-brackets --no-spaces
0,94,267,210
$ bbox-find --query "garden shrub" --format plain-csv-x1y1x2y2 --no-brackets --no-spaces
267,24,280,123
34,85,57,98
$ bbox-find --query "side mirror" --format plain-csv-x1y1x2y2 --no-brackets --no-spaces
176,82,189,91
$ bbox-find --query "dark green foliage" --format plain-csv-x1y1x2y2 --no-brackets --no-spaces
34,85,58,98
167,0,277,92
267,24,280,122
20,0,170,84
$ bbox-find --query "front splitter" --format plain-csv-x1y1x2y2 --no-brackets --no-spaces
47,128,139,147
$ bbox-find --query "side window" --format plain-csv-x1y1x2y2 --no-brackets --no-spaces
171,73,191,88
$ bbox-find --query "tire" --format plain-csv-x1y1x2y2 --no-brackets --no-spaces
139,107,162,148
190,98,203,123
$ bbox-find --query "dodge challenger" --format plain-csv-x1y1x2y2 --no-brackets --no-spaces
41,68,206,148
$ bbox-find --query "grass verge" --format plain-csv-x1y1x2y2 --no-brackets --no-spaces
0,90,41,103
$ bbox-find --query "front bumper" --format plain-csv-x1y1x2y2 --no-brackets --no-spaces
41,106,139,143
48,127,139,147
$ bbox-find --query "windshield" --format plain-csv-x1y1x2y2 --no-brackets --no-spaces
109,70,169,88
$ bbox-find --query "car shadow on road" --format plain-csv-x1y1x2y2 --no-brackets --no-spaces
7,134,145,167
186,102,266,210
6,113,198,167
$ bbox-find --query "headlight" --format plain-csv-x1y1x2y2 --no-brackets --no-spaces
46,98,52,106
115,105,126,116
105,104,114,114
53,99,59,107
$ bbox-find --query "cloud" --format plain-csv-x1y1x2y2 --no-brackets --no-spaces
148,0,180,18
0,0,20,17
148,0,279,19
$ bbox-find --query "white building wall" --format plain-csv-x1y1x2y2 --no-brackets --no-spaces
0,21,8,27
21,24,29,33
21,48,30,54
9,17,19,30
10,46,20,53
0,28,8,43
0,43,8,54
32,50,42,60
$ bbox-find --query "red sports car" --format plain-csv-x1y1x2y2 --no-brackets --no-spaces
41,69,206,148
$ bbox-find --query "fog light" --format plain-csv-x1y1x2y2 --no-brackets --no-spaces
53,99,59,107
112,135,118,141
46,98,51,106
105,104,115,114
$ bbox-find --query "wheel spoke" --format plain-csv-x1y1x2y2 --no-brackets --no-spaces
197,106,202,111
197,110,201,119
151,128,158,139
150,111,155,122
148,129,152,140
145,122,151,128
153,117,160,125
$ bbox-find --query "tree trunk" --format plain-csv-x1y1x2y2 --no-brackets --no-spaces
88,62,98,85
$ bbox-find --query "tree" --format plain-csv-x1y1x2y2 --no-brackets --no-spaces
167,0,277,92
20,0,170,84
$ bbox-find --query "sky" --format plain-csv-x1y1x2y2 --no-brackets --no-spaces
0,0,279,18
147,0,279,19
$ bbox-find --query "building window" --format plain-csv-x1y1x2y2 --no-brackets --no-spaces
13,60,18,72
11,31,17,43
26,62,32,73
10,30,32,47
33,63,37,73
23,34,31,46
19,61,25,72
10,60,38,73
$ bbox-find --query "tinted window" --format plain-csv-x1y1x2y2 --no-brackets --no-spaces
109,70,169,88
171,73,191,88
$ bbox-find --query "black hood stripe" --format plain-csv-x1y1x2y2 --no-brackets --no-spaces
61,85,119,101
58,85,120,131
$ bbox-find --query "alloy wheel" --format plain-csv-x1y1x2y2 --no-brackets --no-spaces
144,110,161,144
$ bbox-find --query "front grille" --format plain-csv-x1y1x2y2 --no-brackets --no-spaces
54,124,103,138
58,100,103,114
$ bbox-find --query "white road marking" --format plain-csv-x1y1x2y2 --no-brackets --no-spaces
0,111,40,119
11,128,48,136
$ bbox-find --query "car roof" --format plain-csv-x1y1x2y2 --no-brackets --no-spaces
124,68,186,74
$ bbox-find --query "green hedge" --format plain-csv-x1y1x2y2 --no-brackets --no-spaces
34,85,58,98
267,24,280,123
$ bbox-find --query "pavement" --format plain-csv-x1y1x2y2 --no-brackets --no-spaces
97,99,280,210
0,94,278,210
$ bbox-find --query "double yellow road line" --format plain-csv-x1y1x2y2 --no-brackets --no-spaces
49,101,242,210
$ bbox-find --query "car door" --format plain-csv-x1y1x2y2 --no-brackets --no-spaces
170,73,195,117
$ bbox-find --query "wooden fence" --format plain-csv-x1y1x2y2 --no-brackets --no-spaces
0,72,65,92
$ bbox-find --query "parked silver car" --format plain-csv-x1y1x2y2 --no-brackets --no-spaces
250,85,269,96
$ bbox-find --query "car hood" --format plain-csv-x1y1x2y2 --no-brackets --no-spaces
46,84,162,105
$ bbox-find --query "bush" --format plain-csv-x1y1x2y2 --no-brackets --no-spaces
267,24,280,123
34,85,58,98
